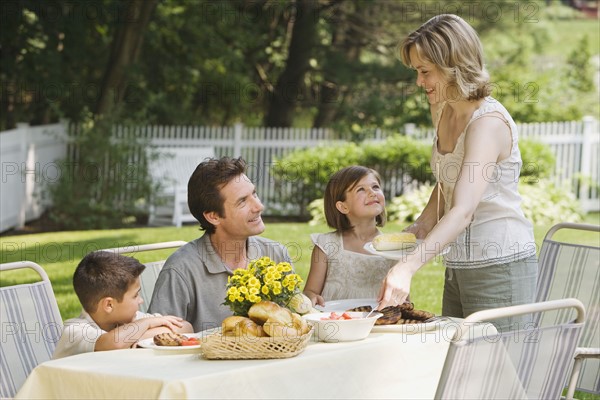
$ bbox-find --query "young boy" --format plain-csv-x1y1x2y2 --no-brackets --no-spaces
53,251,193,359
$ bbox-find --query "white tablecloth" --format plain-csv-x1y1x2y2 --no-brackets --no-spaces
16,324,460,399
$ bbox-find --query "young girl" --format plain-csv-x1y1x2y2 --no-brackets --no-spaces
303,166,397,306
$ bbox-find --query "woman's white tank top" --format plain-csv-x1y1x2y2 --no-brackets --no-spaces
431,97,536,268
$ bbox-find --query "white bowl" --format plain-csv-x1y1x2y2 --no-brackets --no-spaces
303,311,383,342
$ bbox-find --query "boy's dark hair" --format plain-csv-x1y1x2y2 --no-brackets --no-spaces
324,165,386,232
187,156,247,234
73,251,145,313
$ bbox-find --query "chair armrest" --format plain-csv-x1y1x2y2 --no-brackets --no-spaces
453,298,585,342
573,347,600,359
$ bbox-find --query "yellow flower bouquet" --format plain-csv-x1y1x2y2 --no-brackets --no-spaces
224,257,304,316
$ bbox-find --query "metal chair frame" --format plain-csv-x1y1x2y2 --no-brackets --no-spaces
536,222,599,398
0,261,63,398
435,298,586,399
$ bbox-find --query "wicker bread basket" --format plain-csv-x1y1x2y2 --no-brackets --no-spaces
201,328,313,360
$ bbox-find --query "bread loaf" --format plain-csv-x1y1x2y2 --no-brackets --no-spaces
248,301,282,325
262,307,294,337
246,301,308,338
291,312,311,335
372,232,417,251
222,316,266,337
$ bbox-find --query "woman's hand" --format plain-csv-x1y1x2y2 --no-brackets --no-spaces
376,263,415,309
403,222,429,240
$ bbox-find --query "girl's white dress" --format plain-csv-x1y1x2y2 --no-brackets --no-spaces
311,232,397,301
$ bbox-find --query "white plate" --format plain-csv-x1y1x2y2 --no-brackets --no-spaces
315,298,378,312
363,241,421,260
371,319,445,334
137,333,202,350
363,241,449,260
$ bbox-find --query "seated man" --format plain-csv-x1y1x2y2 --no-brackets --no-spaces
148,156,292,331
53,251,193,359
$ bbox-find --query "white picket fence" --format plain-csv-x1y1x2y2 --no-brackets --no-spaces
0,117,598,232
0,122,68,232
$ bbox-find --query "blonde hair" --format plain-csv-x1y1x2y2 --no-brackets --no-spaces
400,14,490,100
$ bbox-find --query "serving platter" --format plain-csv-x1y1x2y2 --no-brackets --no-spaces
137,333,202,350
371,319,445,334
315,298,378,313
364,240,449,260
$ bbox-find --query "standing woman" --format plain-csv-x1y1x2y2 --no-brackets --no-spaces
377,14,537,332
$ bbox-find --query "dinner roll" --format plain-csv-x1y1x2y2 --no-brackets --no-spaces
248,301,282,325
291,312,311,335
222,316,266,337
372,232,417,251
262,307,301,338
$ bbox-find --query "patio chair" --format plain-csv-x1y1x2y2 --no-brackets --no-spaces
535,222,599,397
0,261,63,398
98,241,186,312
435,298,586,399
148,146,214,227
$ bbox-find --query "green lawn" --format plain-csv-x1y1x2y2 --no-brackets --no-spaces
1,213,598,321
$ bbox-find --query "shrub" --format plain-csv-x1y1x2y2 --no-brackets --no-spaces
271,135,432,218
45,112,158,230
386,184,433,223
307,198,325,226
271,143,363,218
519,180,583,225
519,139,556,182
362,135,434,190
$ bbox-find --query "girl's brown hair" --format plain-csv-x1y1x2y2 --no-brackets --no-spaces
324,166,386,232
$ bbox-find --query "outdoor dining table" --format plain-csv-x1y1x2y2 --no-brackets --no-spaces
16,322,461,399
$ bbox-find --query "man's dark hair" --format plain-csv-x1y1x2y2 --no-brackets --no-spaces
188,156,247,233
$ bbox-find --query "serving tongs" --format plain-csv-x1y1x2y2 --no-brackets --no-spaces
365,308,379,318
422,315,449,323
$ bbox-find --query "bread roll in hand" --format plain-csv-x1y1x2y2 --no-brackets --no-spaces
372,232,417,251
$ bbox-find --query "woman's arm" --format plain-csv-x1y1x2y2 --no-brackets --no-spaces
406,102,442,238
378,116,511,307
303,246,328,306
404,183,444,239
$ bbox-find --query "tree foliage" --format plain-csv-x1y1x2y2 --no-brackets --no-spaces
1,0,596,132
45,110,158,229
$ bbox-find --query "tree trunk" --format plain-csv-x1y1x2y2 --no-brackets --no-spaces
313,4,362,128
95,0,158,116
264,0,318,127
